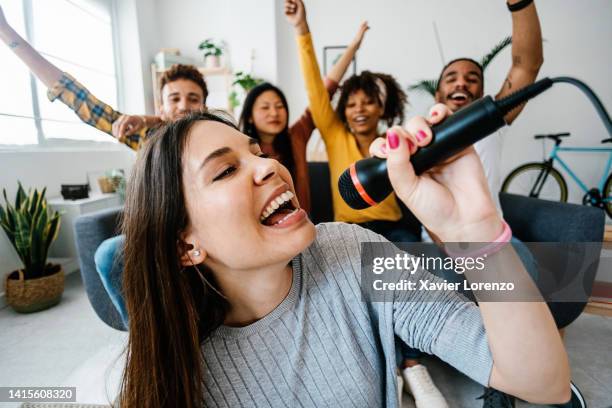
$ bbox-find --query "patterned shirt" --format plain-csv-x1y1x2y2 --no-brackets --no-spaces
47,72,150,150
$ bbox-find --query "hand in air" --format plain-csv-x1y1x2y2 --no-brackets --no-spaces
284,0,306,27
350,21,370,49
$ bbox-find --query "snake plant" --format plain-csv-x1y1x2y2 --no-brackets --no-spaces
0,182,61,279
408,36,513,97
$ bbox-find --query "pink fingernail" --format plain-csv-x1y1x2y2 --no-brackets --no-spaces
407,139,414,151
416,130,427,142
380,143,387,154
388,131,399,149
431,111,438,117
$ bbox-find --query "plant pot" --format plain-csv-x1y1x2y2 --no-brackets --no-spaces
204,55,221,68
5,264,64,313
98,177,116,194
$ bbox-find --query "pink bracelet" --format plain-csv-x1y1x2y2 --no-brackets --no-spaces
445,220,512,259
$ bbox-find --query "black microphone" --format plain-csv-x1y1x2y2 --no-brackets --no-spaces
338,77,554,209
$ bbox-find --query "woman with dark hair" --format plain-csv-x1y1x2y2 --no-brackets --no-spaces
238,21,369,213
118,110,570,408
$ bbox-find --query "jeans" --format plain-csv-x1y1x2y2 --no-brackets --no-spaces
94,235,128,326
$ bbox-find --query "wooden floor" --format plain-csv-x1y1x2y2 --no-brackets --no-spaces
585,224,612,317
604,224,612,242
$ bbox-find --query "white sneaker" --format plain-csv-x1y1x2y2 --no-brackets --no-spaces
402,364,449,408
397,373,404,408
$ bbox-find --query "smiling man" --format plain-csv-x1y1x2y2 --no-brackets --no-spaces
434,0,543,211
433,4,586,408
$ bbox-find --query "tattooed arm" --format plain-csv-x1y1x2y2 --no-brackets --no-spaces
0,4,62,87
495,0,543,125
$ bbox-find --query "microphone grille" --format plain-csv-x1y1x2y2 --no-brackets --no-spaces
338,169,371,210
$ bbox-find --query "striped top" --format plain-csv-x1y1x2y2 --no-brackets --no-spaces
201,222,493,407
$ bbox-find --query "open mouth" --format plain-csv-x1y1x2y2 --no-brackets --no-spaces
259,190,298,226
449,92,471,104
352,115,369,126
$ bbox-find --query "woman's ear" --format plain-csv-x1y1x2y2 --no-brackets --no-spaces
178,239,207,267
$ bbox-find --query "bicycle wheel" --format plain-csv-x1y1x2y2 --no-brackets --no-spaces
501,162,568,202
604,172,612,218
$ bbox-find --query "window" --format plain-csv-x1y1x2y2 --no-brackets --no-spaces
0,0,119,147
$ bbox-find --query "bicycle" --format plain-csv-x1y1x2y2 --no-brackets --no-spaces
501,132,612,218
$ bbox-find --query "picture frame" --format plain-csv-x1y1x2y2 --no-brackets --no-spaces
323,46,357,76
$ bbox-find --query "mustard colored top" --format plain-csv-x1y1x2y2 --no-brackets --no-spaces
296,33,402,223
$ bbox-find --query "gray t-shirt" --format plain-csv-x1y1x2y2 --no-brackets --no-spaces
201,222,493,407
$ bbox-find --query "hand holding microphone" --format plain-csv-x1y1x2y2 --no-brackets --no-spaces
367,104,503,242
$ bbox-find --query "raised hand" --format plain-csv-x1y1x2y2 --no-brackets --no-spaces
284,0,306,28
370,104,503,242
350,21,370,49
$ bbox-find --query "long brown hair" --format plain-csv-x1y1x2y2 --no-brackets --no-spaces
119,112,233,408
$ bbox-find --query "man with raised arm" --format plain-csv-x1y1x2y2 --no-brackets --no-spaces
434,0,543,211
432,2,585,407
0,4,208,147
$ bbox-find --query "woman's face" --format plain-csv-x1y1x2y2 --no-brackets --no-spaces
344,89,384,135
180,121,315,272
250,90,288,139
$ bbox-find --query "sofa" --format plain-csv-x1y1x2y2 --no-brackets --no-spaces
74,162,606,331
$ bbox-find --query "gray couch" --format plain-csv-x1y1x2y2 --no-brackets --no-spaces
74,162,606,331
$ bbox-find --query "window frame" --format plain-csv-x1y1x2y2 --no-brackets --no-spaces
0,0,125,152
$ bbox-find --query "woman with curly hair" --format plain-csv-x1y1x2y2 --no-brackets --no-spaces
287,1,420,244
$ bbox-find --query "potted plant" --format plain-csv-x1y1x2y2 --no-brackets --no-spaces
229,71,264,110
198,38,224,68
98,169,125,195
0,182,63,313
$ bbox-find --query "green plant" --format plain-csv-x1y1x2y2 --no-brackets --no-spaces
0,182,61,279
408,36,513,96
230,71,264,109
480,36,513,70
198,38,223,58
232,71,264,91
105,169,126,202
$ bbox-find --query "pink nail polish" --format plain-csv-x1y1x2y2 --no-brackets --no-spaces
431,111,438,117
416,130,427,142
388,132,399,149
380,143,387,154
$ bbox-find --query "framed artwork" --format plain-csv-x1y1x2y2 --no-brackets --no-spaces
323,46,357,76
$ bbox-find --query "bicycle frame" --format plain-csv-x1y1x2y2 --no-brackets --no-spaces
549,144,612,198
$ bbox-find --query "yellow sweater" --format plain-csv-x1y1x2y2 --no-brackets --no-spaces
297,33,402,223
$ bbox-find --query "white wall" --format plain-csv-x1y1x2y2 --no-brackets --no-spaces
155,0,279,83
0,148,136,303
114,0,160,114
276,0,612,205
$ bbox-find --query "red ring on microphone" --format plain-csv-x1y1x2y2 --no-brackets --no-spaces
349,163,378,207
